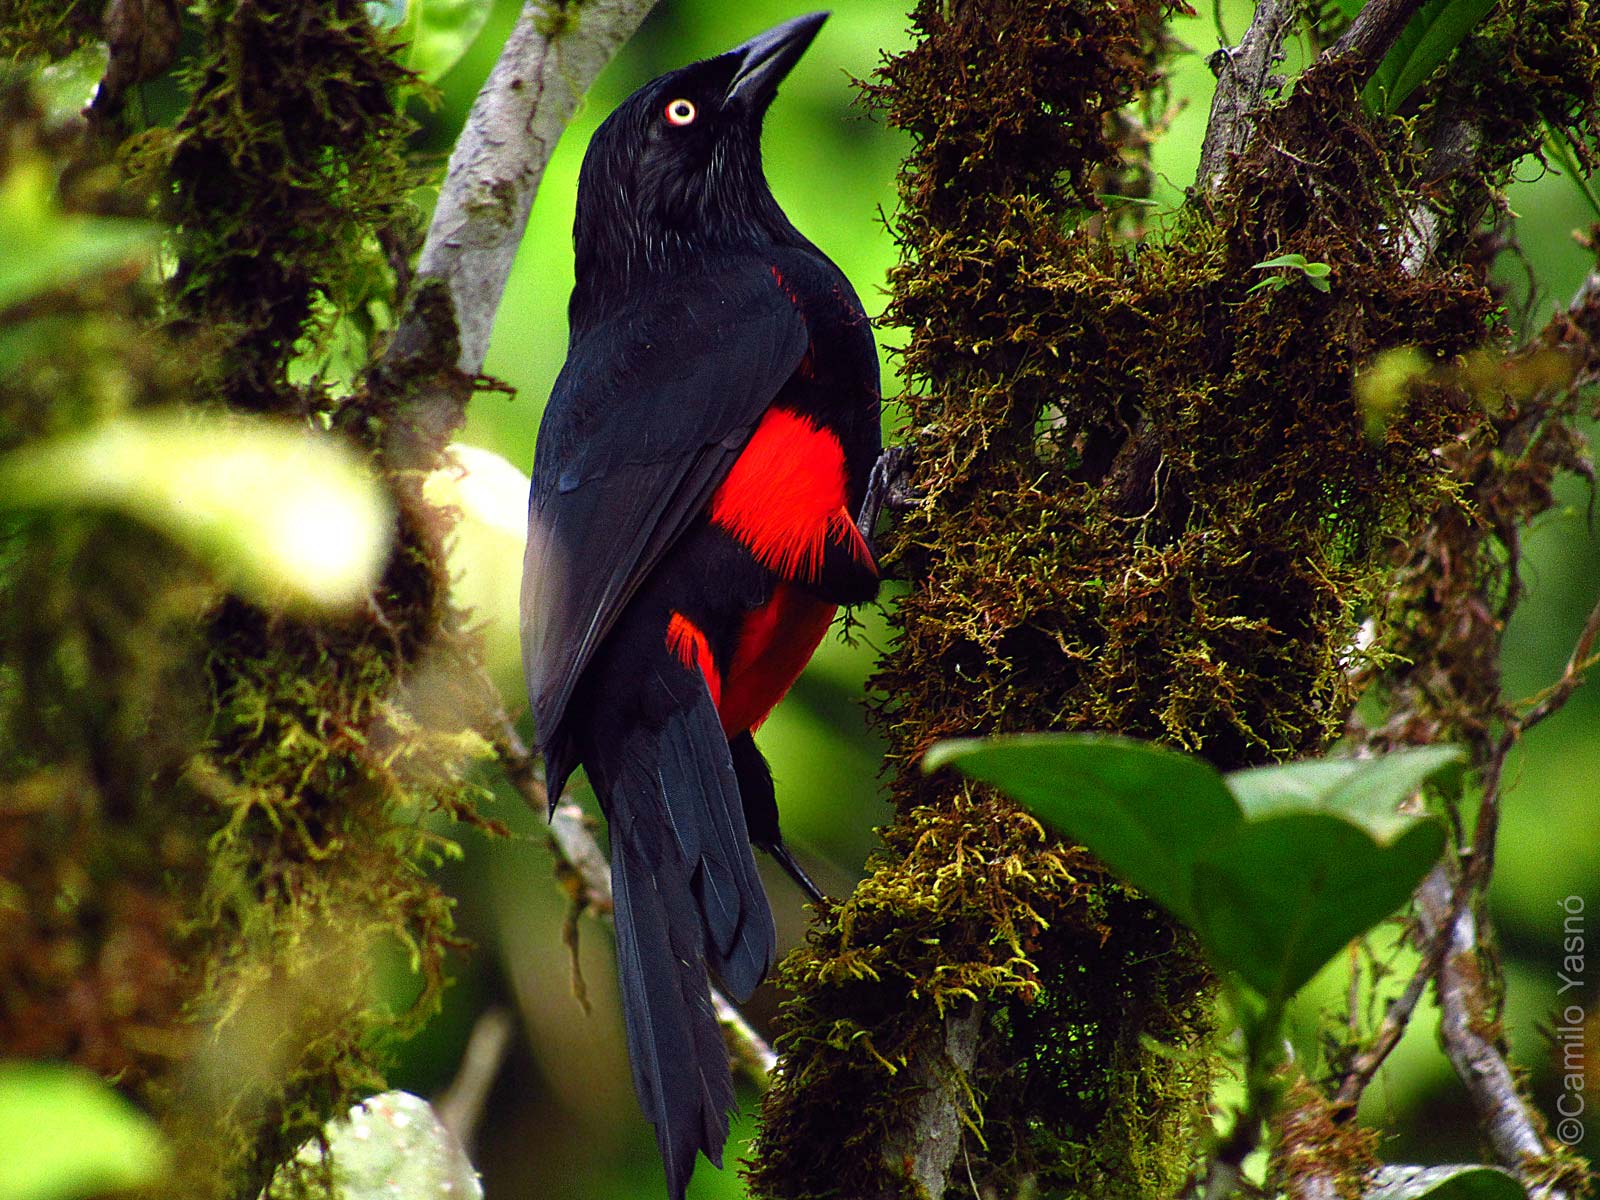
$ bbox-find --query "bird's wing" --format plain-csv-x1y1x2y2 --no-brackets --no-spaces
521,258,809,756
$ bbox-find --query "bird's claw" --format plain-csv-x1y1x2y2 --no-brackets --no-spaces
857,445,918,541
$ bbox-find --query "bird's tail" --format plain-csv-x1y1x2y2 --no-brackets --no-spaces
592,669,775,1199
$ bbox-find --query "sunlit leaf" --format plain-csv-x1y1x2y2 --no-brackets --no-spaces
926,734,1454,1001
423,443,529,706
924,734,1241,923
36,44,111,124
1365,1164,1527,1200
1226,745,1462,840
0,155,156,310
0,411,393,613
0,1062,168,1200
1364,0,1497,114
267,1091,481,1200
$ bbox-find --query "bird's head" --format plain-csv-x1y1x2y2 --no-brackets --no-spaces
572,12,827,292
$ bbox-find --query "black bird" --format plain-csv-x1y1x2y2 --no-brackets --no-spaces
520,12,886,1198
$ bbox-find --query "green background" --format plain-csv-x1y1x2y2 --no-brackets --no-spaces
401,2,1600,1196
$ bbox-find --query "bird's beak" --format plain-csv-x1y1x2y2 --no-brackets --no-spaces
724,11,828,109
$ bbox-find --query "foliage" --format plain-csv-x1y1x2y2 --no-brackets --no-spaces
0,1063,169,1200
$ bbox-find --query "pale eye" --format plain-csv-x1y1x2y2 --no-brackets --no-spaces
664,98,697,126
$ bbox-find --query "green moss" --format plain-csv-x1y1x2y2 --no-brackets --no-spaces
168,0,419,415
0,19,491,1200
753,1,1521,1196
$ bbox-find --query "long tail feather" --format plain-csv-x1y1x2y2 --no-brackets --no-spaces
592,669,776,1199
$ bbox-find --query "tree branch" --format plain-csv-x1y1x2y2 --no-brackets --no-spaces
1415,871,1572,1200
387,0,660,377
1194,0,1301,195
493,721,778,1084
1315,0,1429,85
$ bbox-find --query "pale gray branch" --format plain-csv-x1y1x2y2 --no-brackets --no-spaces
881,1002,985,1200
390,0,660,376
1194,0,1300,195
1416,871,1570,1200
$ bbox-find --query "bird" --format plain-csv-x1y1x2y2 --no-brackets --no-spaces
519,12,889,1198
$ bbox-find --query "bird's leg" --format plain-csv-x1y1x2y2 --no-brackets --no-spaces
762,840,829,905
855,444,918,545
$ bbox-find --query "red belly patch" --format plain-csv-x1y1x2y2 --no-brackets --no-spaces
718,584,836,736
710,407,856,581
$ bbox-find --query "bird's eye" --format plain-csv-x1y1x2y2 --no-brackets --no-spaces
663,98,697,126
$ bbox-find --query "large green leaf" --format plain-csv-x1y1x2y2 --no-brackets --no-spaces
1364,1164,1527,1200
368,0,493,84
1364,0,1497,114
0,1063,168,1200
924,734,1241,923
1190,812,1446,999
0,410,393,613
927,734,1456,1001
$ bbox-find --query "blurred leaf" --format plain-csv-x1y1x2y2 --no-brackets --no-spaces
1191,812,1446,999
1354,345,1430,441
0,1062,168,1200
423,443,529,707
1365,1164,1527,1200
924,734,1240,923
36,44,110,124
370,0,493,84
0,155,156,310
268,1091,482,1199
1226,745,1463,839
1364,0,1496,114
0,411,393,613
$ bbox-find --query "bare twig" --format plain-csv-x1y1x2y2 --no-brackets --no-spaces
387,0,660,377
1517,590,1600,734
879,1002,986,1198
1194,0,1301,195
492,720,778,1086
1332,862,1455,1108
433,1006,517,1154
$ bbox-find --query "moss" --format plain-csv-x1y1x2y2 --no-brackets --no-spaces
1,17,492,1200
754,1,1519,1196
0,0,100,62
167,0,419,415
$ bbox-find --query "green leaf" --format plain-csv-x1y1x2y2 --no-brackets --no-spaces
1191,813,1445,999
0,155,156,310
267,1091,482,1199
0,411,393,613
372,0,493,84
924,734,1241,923
1252,253,1312,271
1364,0,1497,114
0,1062,168,1200
1225,744,1463,841
1364,1164,1527,1200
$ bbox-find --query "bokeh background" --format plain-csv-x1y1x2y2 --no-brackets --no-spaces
394,2,1600,1195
